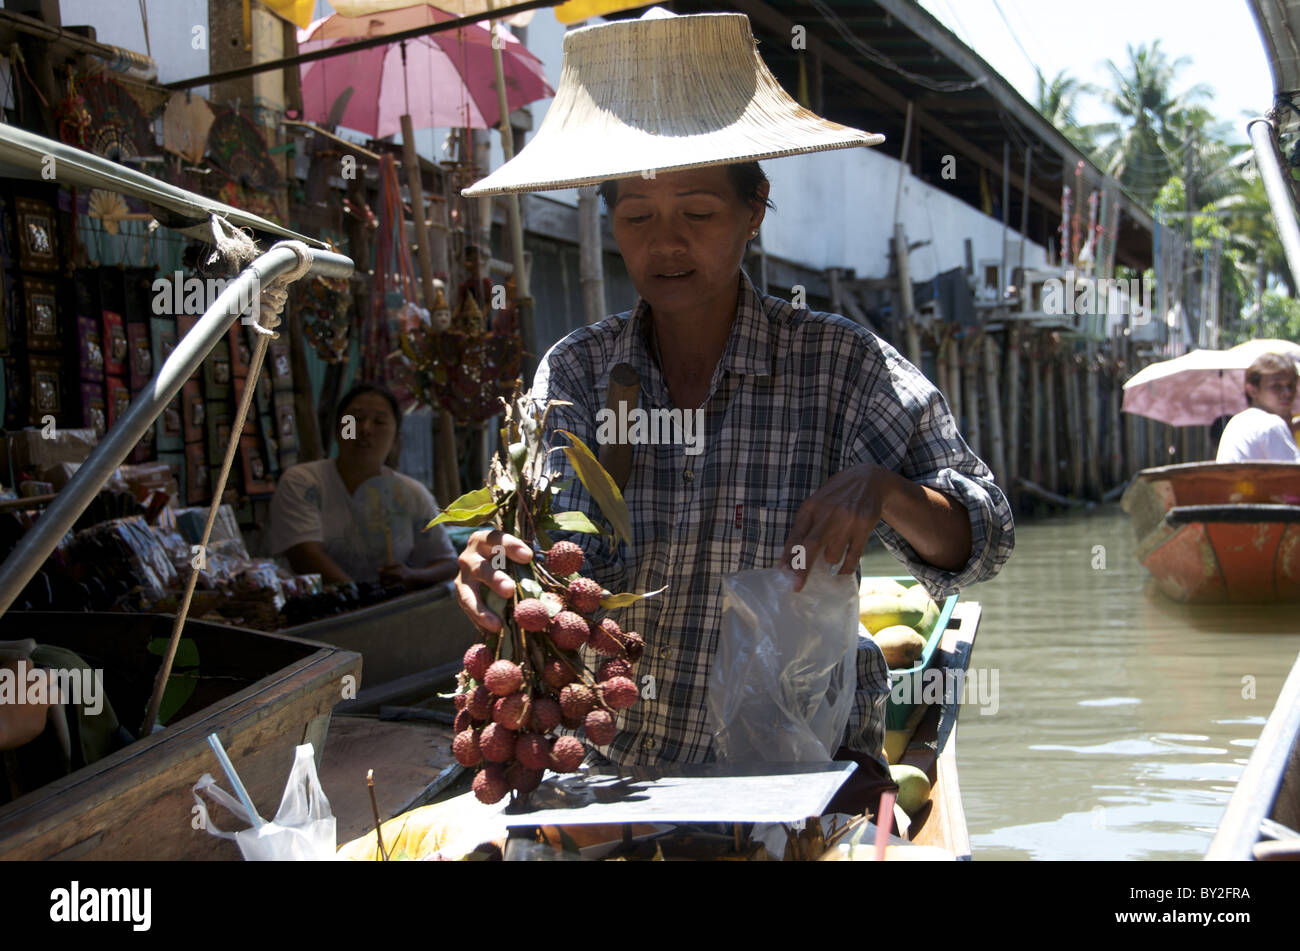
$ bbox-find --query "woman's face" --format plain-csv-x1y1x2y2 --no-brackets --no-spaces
609,166,767,316
338,392,397,465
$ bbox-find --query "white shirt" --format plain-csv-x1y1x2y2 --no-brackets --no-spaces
1215,407,1300,463
268,459,456,584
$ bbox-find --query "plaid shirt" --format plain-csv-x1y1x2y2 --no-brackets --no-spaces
530,269,1013,768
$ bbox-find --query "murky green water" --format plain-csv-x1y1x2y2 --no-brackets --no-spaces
860,506,1299,861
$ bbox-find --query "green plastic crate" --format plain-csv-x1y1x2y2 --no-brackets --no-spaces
862,576,959,730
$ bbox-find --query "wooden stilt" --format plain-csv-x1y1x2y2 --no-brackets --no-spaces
948,337,963,431
983,335,1007,488
1109,367,1124,485
963,335,982,460
1065,359,1085,497
1004,327,1021,489
1044,357,1059,494
1028,341,1042,484
1084,359,1102,499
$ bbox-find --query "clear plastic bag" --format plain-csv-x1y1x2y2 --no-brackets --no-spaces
192,744,337,860
708,566,858,763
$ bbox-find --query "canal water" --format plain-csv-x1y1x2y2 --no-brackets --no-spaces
860,505,1299,861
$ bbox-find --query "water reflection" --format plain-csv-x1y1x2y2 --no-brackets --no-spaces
860,503,1300,860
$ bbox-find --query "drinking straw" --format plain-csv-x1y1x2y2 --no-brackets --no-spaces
873,790,897,861
207,732,264,828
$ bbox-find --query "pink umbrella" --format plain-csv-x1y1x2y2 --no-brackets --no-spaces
297,4,553,138
1121,338,1300,427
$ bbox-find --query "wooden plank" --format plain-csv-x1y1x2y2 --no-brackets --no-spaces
1005,327,1020,489
1045,358,1059,493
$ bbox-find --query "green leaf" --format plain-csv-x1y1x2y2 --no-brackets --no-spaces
146,637,199,724
518,578,543,600
546,510,603,534
427,485,499,527
556,430,633,548
600,585,668,610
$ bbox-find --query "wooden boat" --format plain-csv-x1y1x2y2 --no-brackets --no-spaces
1206,651,1300,860
883,600,981,860
0,612,360,860
1121,462,1300,602
282,580,480,710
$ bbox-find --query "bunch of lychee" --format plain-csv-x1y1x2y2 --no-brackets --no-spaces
452,540,644,804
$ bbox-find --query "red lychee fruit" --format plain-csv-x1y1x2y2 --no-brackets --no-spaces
529,696,563,733
452,729,482,767
453,691,469,711
515,732,552,770
561,713,585,730
559,683,595,719
513,598,551,633
467,684,494,721
463,643,493,682
542,658,576,689
546,541,584,577
453,708,471,734
484,659,523,697
550,735,585,772
599,676,639,710
505,761,543,795
598,658,632,681
493,692,531,731
623,631,645,664
589,617,624,657
583,709,617,746
479,723,518,763
473,764,509,804
566,577,604,614
548,610,590,651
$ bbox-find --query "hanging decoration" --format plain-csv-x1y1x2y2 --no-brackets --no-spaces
299,242,352,365
206,108,283,222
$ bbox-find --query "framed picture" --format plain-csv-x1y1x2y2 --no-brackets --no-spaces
77,315,105,382
161,396,182,440
24,278,60,351
102,310,127,375
15,197,57,271
80,382,107,438
185,442,209,505
182,380,204,444
127,321,153,390
239,435,274,495
27,354,62,424
105,376,130,428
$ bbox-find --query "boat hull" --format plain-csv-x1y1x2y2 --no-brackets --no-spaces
0,613,361,860
1123,463,1300,603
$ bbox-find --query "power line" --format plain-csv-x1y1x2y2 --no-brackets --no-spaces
990,0,1037,80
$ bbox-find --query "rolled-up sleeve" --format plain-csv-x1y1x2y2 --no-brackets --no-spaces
528,341,628,595
846,348,1014,600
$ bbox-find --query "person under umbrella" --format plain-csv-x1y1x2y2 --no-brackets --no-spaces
1215,352,1300,462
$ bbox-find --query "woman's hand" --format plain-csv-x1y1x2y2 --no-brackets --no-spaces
782,463,889,591
380,559,458,591
782,463,973,592
454,529,534,633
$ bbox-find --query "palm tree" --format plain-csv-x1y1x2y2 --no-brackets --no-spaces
1092,40,1211,207
1034,68,1100,156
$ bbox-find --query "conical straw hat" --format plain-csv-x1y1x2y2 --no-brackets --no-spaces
461,7,884,197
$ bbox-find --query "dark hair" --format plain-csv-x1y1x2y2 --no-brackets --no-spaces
597,161,777,215
335,382,401,431
1245,353,1298,404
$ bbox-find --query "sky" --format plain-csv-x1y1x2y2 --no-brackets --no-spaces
918,0,1274,142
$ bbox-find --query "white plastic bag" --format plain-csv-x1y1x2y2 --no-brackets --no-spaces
708,566,858,763
193,743,336,860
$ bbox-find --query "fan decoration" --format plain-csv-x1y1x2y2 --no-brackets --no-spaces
57,74,154,163
395,316,522,424
207,109,284,222
161,92,215,165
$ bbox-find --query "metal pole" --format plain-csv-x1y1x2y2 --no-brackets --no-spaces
1247,117,1300,291
0,247,353,616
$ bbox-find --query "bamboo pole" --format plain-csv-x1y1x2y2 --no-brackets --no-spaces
401,113,461,505
1045,357,1059,494
1109,367,1124,485
983,335,1007,488
1005,326,1021,488
894,223,922,369
1068,360,1086,497
936,331,951,405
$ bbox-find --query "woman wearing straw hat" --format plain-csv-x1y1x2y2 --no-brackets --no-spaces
454,9,1013,787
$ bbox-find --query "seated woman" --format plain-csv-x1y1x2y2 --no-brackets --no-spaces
269,383,458,590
